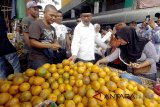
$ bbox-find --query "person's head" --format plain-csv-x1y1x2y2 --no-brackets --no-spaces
94,23,101,33
101,26,107,35
56,11,63,24
129,21,137,29
27,1,42,18
76,17,81,24
80,6,92,26
141,21,148,29
43,4,57,25
115,26,149,63
157,19,160,26
155,13,160,19
114,22,126,32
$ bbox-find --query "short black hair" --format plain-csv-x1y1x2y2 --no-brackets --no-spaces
44,4,57,13
155,13,160,18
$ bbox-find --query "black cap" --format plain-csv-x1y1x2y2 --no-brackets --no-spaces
80,6,92,14
155,13,160,18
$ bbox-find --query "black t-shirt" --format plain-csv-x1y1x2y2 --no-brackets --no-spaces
0,18,16,56
29,19,57,61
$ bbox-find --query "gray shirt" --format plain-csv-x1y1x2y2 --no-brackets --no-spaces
22,17,34,33
106,41,157,74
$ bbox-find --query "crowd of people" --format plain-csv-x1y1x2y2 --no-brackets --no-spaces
0,1,160,81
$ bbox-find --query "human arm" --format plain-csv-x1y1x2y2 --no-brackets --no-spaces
23,33,30,47
130,41,158,68
96,48,119,65
95,36,108,50
69,27,81,61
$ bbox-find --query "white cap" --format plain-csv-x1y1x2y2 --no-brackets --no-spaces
27,1,42,9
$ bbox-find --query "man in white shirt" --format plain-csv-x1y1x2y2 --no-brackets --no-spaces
69,6,107,62
51,11,68,49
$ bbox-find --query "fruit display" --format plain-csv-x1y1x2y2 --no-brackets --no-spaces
0,59,160,107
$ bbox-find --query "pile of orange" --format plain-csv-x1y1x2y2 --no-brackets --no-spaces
0,59,159,107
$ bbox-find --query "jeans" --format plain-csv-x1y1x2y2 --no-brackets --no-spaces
0,52,21,79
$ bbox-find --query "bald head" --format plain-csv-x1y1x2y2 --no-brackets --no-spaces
43,4,57,25
44,4,57,13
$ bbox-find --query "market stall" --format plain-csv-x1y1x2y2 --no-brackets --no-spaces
0,60,159,107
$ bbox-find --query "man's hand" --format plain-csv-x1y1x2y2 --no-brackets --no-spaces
148,19,156,29
50,43,61,50
68,55,77,62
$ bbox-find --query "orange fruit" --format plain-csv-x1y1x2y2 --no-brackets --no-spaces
58,69,65,75
33,76,45,86
110,75,120,83
77,61,84,67
86,62,93,68
99,86,109,95
47,77,55,84
78,86,86,97
117,98,134,107
48,66,57,73
73,95,82,104
31,96,44,106
91,81,100,91
56,63,63,69
64,66,70,72
77,102,84,107
0,82,11,93
19,83,30,92
21,102,32,107
103,67,111,74
98,71,106,78
41,82,49,89
76,79,83,87
66,84,72,91
62,59,70,66
115,88,125,95
106,81,117,91
63,72,70,79
52,72,59,80
44,72,51,79
39,89,50,99
35,67,47,77
31,86,42,96
20,91,32,102
87,98,98,107
25,69,35,77
28,76,36,85
77,67,86,74
90,73,98,81
9,85,19,95
98,78,105,86
104,75,110,82
0,93,11,106
51,81,59,90
7,74,15,81
91,65,100,73
65,100,76,107
48,94,57,102
107,99,118,107
82,96,88,106
57,94,65,104
117,80,128,89
53,89,61,96
5,97,19,106
42,63,50,69
86,89,95,98
13,76,24,85
58,84,65,93
64,91,75,100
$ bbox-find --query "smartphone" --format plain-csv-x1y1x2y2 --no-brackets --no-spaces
146,15,150,22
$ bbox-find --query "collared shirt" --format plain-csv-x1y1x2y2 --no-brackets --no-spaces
71,22,95,60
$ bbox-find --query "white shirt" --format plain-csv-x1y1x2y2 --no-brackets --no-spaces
71,22,95,60
51,23,68,39
71,22,108,61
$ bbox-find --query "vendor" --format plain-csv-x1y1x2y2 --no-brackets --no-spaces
96,27,158,81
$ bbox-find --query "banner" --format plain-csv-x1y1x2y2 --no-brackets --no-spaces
16,0,26,18
137,0,160,9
